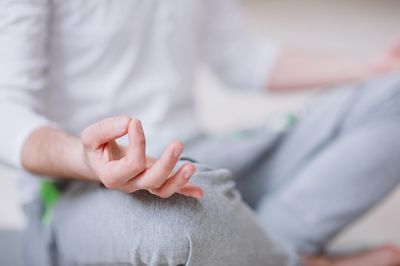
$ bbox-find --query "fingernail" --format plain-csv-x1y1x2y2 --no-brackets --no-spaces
192,190,204,199
183,170,193,180
117,117,129,130
173,144,183,158
135,120,143,133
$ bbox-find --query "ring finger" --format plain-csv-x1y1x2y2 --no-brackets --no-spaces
151,163,196,198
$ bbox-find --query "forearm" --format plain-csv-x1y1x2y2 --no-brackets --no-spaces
21,126,95,181
267,49,371,92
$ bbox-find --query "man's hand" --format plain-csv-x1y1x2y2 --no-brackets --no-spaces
80,116,204,199
373,39,400,75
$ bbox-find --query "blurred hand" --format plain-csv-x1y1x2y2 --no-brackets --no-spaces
80,116,203,199
372,39,400,75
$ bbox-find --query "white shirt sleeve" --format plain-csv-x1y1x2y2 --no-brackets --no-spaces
0,0,52,168
203,0,280,91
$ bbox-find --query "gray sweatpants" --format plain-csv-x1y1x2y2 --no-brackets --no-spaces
23,74,400,266
23,163,294,266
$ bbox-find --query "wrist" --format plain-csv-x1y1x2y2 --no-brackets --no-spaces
66,137,97,181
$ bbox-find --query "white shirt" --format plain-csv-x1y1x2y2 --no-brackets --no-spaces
0,0,279,204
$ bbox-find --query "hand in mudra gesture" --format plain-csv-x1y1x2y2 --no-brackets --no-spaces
81,116,203,199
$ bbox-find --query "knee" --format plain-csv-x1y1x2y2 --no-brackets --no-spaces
53,165,278,265
361,74,400,109
342,74,400,130
365,74,400,101
131,165,253,265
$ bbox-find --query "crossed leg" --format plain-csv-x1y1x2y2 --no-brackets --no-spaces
184,74,400,266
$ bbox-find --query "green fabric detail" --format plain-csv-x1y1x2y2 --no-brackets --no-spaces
234,130,253,140
39,180,61,226
286,113,298,128
204,112,300,141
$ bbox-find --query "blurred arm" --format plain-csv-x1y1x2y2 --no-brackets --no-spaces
203,0,366,92
204,1,400,93
267,49,371,92
268,40,400,91
22,118,204,199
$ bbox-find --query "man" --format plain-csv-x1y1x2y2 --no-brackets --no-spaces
1,0,400,265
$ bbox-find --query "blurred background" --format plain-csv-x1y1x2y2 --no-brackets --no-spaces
1,0,400,262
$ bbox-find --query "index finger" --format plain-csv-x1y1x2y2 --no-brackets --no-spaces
81,116,131,149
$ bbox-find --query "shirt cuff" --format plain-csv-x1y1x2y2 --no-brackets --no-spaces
4,115,51,169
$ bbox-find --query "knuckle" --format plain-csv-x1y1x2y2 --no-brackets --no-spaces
149,180,162,189
163,161,176,171
141,179,162,190
136,160,146,171
135,180,148,190
137,137,146,145
157,191,172,199
131,162,146,175
103,182,115,190
102,178,119,190
123,158,146,174
122,186,135,194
